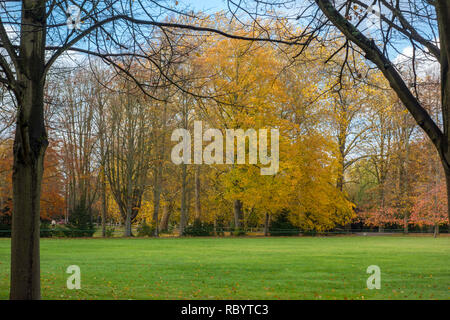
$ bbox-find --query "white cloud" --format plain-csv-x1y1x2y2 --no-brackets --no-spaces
393,44,439,79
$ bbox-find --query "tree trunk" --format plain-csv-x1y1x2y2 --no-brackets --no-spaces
11,138,46,300
179,163,188,236
99,114,107,237
446,171,450,232
403,216,408,234
264,212,270,236
152,102,166,237
101,168,107,237
435,0,450,227
336,132,345,192
10,0,47,300
233,199,243,231
434,223,439,238
152,166,162,237
124,212,132,237
398,150,410,234
159,201,172,232
379,182,385,233
194,166,201,222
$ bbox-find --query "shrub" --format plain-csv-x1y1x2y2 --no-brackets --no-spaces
0,224,11,238
302,230,318,236
214,219,225,236
52,225,71,237
66,204,96,237
215,226,225,236
137,221,155,237
40,222,54,238
183,220,214,236
232,228,246,236
269,209,300,236
105,226,115,237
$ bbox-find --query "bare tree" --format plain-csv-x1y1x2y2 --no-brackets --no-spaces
59,70,99,219
104,83,152,237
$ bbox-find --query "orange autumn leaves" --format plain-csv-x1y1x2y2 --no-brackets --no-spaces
0,140,65,220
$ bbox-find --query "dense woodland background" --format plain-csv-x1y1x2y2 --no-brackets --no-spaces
0,10,447,238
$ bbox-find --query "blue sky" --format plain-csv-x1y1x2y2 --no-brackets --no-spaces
187,0,227,12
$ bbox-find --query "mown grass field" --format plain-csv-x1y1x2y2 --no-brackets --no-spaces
0,236,448,300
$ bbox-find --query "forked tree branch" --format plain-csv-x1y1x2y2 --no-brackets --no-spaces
315,0,447,168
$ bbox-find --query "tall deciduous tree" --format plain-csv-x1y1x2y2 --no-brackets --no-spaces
104,83,152,237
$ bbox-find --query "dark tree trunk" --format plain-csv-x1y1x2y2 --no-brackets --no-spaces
264,212,270,236
100,166,107,237
446,171,450,232
153,100,167,236
152,166,162,237
398,143,410,234
336,133,345,192
179,163,188,236
11,134,46,300
101,176,107,237
99,121,107,237
435,2,450,226
233,199,243,231
10,0,47,300
194,166,201,223
403,216,409,234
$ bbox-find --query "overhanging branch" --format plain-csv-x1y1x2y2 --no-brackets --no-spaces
316,0,447,167
44,14,303,74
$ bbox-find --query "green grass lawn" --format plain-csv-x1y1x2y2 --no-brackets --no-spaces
0,236,448,300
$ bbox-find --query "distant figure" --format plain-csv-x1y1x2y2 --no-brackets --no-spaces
51,220,56,228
